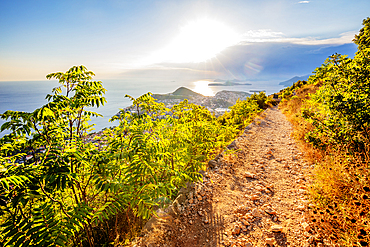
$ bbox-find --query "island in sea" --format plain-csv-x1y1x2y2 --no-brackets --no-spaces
121,87,251,116
208,79,252,86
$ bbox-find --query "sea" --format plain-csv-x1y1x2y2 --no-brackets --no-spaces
0,79,284,137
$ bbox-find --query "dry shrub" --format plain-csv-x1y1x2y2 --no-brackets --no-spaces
308,147,370,246
92,208,146,246
280,83,370,246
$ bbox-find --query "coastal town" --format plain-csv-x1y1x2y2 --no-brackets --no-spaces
121,87,252,116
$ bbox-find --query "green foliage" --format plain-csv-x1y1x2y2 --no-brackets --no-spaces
299,18,370,151
354,17,370,51
302,50,370,151
278,80,308,101
218,96,261,130
0,65,108,246
0,66,264,246
249,91,273,110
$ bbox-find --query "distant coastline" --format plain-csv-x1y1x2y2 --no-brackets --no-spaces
0,80,283,138
209,79,252,86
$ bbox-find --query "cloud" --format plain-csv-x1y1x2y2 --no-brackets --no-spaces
118,29,357,82
239,31,356,46
281,31,356,45
242,29,284,38
299,1,310,3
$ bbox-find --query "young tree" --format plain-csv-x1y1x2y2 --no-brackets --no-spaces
0,65,108,246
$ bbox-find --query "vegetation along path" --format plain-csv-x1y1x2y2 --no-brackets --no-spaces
133,106,317,247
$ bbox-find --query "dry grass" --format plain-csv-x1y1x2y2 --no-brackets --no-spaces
90,208,146,246
279,83,370,247
308,149,370,246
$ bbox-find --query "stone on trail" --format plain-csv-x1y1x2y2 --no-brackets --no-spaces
271,224,283,232
232,226,241,235
208,159,218,168
251,194,260,201
265,208,277,215
302,222,310,232
266,238,275,246
245,172,256,178
251,208,261,217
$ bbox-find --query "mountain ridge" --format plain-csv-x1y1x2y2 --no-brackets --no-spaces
279,75,310,87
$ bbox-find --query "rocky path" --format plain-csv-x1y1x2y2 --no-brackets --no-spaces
133,106,315,247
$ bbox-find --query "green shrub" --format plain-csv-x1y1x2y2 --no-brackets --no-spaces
0,66,264,246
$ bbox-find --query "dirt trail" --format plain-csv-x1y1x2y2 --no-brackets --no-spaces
133,106,314,247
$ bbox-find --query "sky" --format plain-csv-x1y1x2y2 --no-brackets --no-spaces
0,0,369,82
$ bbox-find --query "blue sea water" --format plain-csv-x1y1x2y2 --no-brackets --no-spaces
0,79,283,137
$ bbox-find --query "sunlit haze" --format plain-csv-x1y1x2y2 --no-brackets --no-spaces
149,19,240,63
193,80,215,96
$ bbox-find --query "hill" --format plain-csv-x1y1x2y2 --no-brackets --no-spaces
279,75,310,87
172,87,203,97
150,87,251,112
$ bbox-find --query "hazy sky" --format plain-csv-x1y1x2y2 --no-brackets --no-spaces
0,0,369,81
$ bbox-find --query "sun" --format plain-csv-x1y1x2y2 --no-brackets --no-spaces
153,18,240,63
193,80,214,96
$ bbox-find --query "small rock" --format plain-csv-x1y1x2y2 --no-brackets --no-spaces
227,140,238,150
302,222,310,232
252,208,260,217
242,219,249,225
301,199,309,204
266,238,275,246
245,172,256,178
208,159,218,168
189,220,193,224
188,192,193,199
323,239,331,246
189,198,194,204
197,195,202,201
245,243,252,247
245,213,253,220
265,209,277,215
297,205,305,210
307,236,313,243
255,185,264,191
271,225,283,233
232,226,241,235
251,195,259,201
